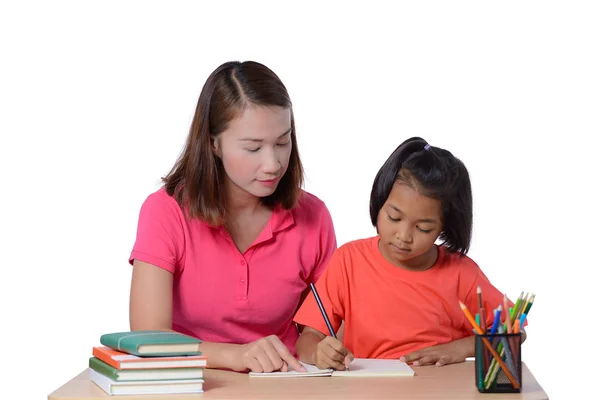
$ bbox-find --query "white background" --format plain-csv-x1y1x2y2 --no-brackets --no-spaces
1,1,598,399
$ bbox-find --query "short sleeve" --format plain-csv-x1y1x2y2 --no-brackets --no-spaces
129,191,185,275
462,266,523,332
294,249,346,336
306,203,337,284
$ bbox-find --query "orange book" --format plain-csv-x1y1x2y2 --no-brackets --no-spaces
93,346,207,370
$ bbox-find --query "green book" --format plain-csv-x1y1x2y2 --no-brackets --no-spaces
89,357,204,381
100,330,201,356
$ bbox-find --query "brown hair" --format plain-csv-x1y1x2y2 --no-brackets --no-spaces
163,61,304,226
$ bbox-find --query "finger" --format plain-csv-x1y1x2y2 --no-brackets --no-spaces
323,344,346,363
318,348,347,370
253,350,276,372
324,337,346,353
270,337,306,372
247,357,263,373
400,351,421,363
435,355,450,367
261,341,285,371
344,352,354,367
280,361,288,372
322,355,347,371
315,356,330,370
413,355,437,367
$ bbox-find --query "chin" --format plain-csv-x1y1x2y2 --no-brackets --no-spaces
249,185,278,198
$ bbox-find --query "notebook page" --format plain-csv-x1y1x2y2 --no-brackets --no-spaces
332,358,415,377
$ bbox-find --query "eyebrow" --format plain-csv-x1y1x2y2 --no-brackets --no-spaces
388,204,438,223
238,128,292,142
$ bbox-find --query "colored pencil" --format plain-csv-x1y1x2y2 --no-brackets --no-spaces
459,302,520,389
503,294,512,334
477,286,488,333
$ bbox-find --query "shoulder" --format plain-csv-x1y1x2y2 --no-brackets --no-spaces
337,237,373,255
140,187,182,214
294,190,328,213
330,237,374,266
290,190,331,224
438,247,479,269
137,187,186,229
437,246,484,280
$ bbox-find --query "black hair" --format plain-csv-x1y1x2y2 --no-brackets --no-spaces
369,137,472,255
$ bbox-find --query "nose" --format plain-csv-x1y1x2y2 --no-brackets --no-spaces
395,223,413,244
262,149,281,175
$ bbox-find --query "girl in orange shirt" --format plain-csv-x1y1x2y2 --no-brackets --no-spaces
294,137,524,370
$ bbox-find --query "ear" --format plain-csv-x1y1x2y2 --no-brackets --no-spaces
211,136,221,158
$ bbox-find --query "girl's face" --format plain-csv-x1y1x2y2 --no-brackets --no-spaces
213,105,292,202
376,182,444,270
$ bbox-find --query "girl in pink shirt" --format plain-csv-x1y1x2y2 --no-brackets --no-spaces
129,61,337,374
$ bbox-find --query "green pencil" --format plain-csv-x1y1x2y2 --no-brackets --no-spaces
510,291,524,320
522,293,535,315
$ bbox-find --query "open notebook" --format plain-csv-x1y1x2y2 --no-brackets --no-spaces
249,358,415,378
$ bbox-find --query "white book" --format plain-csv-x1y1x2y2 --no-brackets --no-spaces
90,369,204,395
249,358,415,378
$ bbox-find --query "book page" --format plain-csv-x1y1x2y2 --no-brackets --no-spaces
332,358,415,377
249,362,332,378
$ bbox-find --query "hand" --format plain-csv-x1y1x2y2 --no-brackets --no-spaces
235,335,307,373
400,337,473,367
315,336,354,371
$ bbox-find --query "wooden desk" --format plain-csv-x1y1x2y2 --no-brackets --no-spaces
48,361,548,400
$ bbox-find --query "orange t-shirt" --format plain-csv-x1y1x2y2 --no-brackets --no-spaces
294,236,513,359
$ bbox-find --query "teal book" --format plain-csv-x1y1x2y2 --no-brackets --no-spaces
100,330,202,356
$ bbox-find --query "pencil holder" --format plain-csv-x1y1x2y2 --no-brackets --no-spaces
474,333,522,393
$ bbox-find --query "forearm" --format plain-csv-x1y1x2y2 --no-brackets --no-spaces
295,330,324,365
458,335,476,358
128,324,242,371
198,341,242,370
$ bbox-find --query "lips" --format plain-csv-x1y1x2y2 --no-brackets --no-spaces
257,177,279,186
391,244,411,253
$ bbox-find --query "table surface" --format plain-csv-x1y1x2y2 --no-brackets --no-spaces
48,361,548,400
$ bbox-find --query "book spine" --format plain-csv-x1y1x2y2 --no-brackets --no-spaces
89,357,119,380
92,347,121,369
100,334,141,355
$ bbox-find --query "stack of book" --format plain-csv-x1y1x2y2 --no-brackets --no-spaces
89,330,207,395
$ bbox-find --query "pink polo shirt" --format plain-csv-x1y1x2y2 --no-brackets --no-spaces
129,188,337,354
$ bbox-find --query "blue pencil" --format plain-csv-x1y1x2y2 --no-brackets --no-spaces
519,313,527,329
490,306,502,334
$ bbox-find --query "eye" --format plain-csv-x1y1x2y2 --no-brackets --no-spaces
417,226,433,233
246,148,260,153
387,215,400,222
277,141,290,147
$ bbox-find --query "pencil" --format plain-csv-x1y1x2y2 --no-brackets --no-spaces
459,302,520,389
477,286,489,371
511,291,525,320
490,306,502,335
522,293,535,315
309,283,349,371
503,294,512,334
477,286,488,332
309,283,337,338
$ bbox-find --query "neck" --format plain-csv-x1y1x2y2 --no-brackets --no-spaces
395,245,439,271
224,177,263,218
